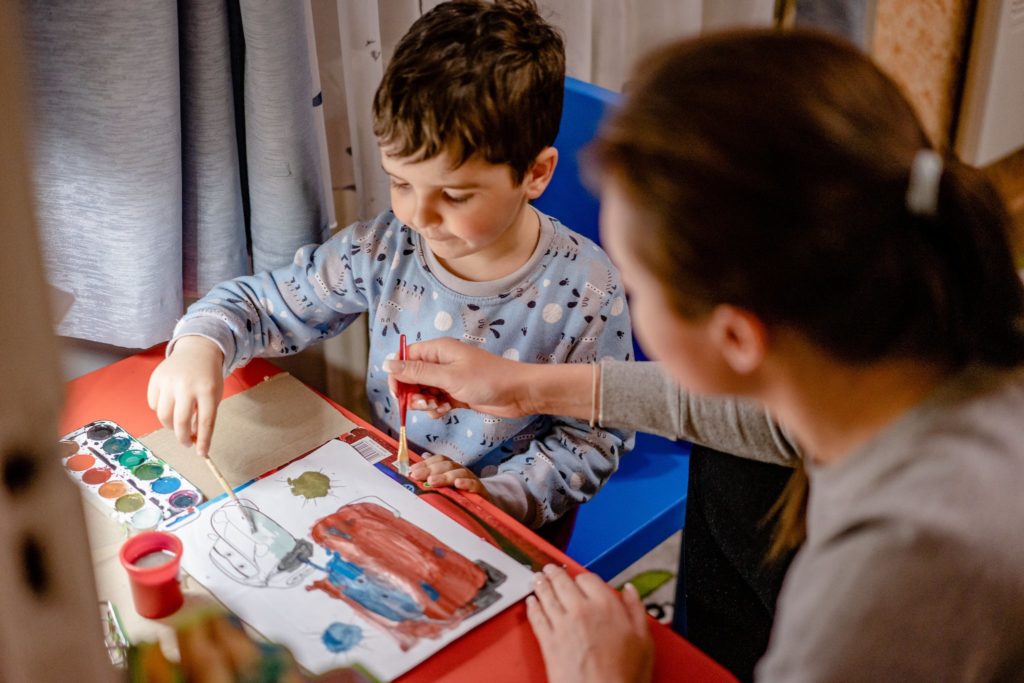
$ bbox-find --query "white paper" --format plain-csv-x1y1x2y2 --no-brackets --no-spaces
171,440,535,681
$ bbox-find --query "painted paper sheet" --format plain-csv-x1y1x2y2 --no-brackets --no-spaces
171,440,536,681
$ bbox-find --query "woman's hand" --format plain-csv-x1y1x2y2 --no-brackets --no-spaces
384,338,536,419
147,335,225,457
527,565,654,683
408,453,492,500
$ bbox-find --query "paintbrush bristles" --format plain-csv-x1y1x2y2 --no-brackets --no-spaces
204,456,257,533
397,426,409,476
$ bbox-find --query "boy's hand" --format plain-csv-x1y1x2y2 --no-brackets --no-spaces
408,454,492,500
147,336,225,457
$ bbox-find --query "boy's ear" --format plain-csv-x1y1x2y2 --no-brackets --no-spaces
709,304,767,375
523,147,558,199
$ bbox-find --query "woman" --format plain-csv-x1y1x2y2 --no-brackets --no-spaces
385,29,1024,682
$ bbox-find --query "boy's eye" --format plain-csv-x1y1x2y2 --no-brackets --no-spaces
443,192,471,204
389,180,411,191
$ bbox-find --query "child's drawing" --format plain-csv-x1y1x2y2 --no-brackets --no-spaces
208,500,314,588
174,440,535,681
305,500,506,650
207,496,506,650
284,468,345,504
288,471,332,499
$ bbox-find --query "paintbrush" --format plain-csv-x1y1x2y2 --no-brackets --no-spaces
203,453,258,533
396,333,411,476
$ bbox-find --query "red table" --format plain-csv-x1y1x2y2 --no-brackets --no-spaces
62,346,735,683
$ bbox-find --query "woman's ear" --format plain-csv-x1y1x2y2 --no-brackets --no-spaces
709,304,767,375
523,147,558,199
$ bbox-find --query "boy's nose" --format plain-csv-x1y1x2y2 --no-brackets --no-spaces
412,200,441,230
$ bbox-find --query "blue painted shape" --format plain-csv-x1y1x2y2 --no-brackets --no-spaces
323,551,424,623
567,433,690,580
322,622,362,653
326,526,353,540
420,581,440,602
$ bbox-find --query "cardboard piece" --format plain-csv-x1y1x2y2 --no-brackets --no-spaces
139,374,357,498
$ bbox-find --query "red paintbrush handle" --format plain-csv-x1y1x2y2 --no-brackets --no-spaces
398,334,409,427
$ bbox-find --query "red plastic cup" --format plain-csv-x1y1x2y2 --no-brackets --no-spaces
119,530,184,619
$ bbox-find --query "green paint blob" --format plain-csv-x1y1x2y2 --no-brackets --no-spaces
288,471,331,500
114,493,145,513
133,462,164,481
118,449,148,468
102,436,132,455
616,569,675,599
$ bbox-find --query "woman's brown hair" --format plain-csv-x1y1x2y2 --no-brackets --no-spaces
592,30,1024,556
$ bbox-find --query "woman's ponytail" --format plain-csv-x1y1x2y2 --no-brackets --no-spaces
930,159,1024,367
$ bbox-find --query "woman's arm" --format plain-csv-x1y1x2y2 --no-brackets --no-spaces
384,337,592,419
385,339,801,465
601,360,801,466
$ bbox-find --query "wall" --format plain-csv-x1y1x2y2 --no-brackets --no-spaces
985,148,1024,258
873,0,1024,257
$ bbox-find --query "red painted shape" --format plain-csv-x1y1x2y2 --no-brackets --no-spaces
309,502,487,651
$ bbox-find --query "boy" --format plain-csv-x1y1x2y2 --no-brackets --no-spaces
148,0,633,529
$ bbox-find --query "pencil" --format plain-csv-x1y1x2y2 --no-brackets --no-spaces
397,334,410,475
204,455,257,533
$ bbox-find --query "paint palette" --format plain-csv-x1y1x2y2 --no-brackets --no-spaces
60,420,204,530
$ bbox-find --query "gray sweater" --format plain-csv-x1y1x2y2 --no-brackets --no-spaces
601,361,1024,681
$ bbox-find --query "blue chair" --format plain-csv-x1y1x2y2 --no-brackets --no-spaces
534,77,692,581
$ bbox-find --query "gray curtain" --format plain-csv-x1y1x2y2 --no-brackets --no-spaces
795,0,869,47
22,0,329,349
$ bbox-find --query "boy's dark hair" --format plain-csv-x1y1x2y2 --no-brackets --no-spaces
591,29,1024,557
373,0,565,184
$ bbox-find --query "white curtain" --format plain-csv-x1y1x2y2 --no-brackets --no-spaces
550,0,775,91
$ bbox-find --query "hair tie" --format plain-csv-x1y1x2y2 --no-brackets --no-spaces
906,149,943,217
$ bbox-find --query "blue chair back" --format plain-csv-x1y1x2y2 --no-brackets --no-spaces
533,76,651,363
533,76,618,245
535,77,690,581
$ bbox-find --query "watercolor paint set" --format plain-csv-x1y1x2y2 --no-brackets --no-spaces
60,420,204,531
